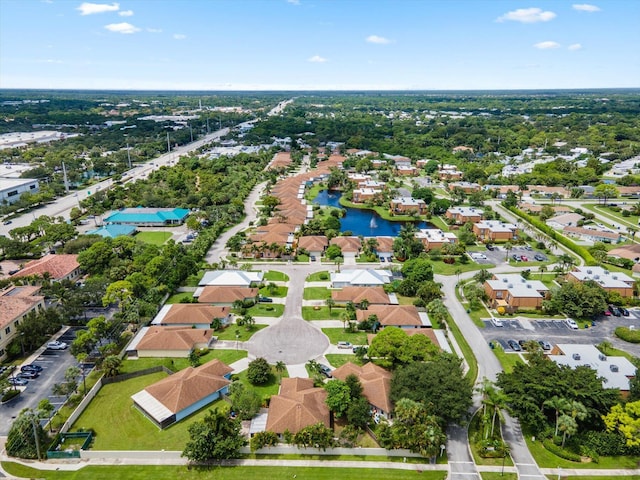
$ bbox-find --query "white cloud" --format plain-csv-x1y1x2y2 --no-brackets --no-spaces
77,2,119,15
173,34,187,40
104,22,140,34
287,0,300,4
366,35,391,45
118,9,133,16
568,43,582,50
573,4,600,12
534,41,561,49
497,7,556,23
147,28,162,33
308,55,327,63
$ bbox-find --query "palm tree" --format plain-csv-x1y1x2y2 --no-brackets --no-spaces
241,314,255,331
558,414,577,447
340,310,351,332
275,361,286,384
598,340,613,355
544,395,570,437
335,256,344,273
504,242,513,262
101,355,122,378
325,298,336,314
539,264,547,280
360,298,370,310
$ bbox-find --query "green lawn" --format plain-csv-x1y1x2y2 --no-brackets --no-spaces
135,231,173,245
480,474,517,480
491,344,525,373
215,324,267,341
259,285,288,297
321,328,368,346
119,350,248,375
263,270,289,281
304,287,332,300
306,271,330,282
582,203,639,229
245,303,284,317
326,354,363,368
235,367,287,402
431,260,493,275
468,410,513,467
524,435,640,469
429,216,451,231
296,254,310,262
444,310,478,382
165,292,194,304
71,371,230,450
302,306,345,320
184,269,205,287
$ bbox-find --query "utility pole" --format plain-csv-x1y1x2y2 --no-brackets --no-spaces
126,141,131,169
189,123,193,143
61,161,69,193
206,118,210,134
30,413,42,460
166,131,171,153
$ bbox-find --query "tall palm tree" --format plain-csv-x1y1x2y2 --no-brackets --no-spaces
539,264,547,280
325,297,335,314
275,361,286,384
558,414,577,447
544,395,570,437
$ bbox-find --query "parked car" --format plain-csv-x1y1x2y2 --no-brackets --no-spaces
490,317,504,327
310,255,316,262
46,341,68,350
608,305,622,317
534,254,546,261
507,339,522,351
319,364,332,378
621,308,630,316
471,253,487,260
538,340,552,351
486,244,495,251
603,310,611,316
524,245,533,251
16,371,39,379
21,364,43,373
8,377,28,386
520,255,528,262
512,254,520,261
337,341,353,349
565,318,579,330
3,220,12,225
258,297,273,303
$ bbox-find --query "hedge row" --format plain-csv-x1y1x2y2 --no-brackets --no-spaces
543,438,582,462
506,206,597,265
615,326,640,343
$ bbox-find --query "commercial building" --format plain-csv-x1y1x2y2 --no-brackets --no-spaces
0,286,45,361
484,274,549,311
0,178,40,204
566,266,635,298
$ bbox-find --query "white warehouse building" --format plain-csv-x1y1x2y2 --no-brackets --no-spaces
0,178,39,204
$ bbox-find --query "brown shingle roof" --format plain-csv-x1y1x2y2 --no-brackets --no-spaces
266,377,330,434
159,304,229,325
0,286,44,329
331,287,390,305
136,326,213,352
297,235,329,252
608,244,640,261
11,254,79,280
355,305,422,327
143,359,232,414
197,286,258,304
371,236,394,253
330,236,362,253
332,362,393,413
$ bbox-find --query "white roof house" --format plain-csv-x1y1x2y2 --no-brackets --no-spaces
331,269,393,288
549,344,636,391
546,213,584,230
415,228,458,244
474,220,518,234
568,266,634,289
199,270,264,287
486,274,549,299
447,206,484,218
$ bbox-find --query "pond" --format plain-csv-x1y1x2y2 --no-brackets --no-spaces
312,190,432,237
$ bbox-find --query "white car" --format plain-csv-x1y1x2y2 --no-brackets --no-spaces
47,341,68,350
490,317,504,327
337,341,353,349
471,253,487,260
565,318,579,330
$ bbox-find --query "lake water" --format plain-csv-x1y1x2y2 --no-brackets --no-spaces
312,190,431,237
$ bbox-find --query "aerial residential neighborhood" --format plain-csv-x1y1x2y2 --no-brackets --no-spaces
0,1,639,479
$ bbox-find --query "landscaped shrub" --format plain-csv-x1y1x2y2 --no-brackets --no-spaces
543,438,582,462
247,357,272,385
1,389,20,403
579,430,630,456
615,326,640,343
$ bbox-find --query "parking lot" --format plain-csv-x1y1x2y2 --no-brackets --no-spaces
481,310,640,358
469,245,548,266
0,328,87,435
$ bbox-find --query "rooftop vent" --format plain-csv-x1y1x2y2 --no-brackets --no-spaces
508,284,514,289
610,364,619,373
572,353,581,360
587,269,592,274
527,284,532,289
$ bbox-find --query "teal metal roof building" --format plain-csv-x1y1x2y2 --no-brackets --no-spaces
86,224,137,238
104,207,190,226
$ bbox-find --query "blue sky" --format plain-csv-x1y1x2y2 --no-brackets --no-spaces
1,0,638,90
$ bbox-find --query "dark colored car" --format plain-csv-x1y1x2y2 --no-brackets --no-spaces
621,308,630,316
534,254,546,261
486,244,495,251
17,371,39,379
259,296,273,303
609,305,622,317
8,377,28,386
21,364,43,373
508,339,522,352
512,254,520,261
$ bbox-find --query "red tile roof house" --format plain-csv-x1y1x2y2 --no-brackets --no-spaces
330,236,362,259
355,305,429,329
131,359,232,429
151,304,232,329
10,254,81,282
297,235,329,259
0,286,45,361
370,236,394,260
332,362,393,419
331,286,394,306
126,326,214,358
194,286,259,305
266,377,330,437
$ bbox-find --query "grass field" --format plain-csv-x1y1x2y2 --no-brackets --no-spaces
215,324,267,341
245,303,284,317
325,354,362,368
480,474,517,480
302,306,345,320
321,328,368,346
304,287,332,300
259,285,288,297
306,271,330,282
234,366,287,402
135,231,173,245
119,350,247,375
490,344,525,373
1,464,449,480
165,292,194,304
71,371,230,450
263,270,289,281
431,260,493,276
